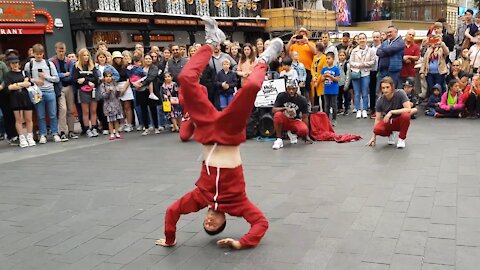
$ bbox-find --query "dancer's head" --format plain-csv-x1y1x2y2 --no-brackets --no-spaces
203,208,226,235
380,76,395,98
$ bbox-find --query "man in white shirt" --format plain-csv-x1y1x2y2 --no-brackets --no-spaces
369,31,382,118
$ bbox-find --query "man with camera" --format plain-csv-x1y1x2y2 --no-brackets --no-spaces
287,27,316,98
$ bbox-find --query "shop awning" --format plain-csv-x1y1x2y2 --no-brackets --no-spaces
0,23,47,35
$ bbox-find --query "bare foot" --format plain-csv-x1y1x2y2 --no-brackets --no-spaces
155,238,176,247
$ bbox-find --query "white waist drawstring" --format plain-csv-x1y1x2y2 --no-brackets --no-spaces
205,143,217,175
213,167,220,210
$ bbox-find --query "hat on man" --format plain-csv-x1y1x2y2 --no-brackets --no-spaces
111,51,123,59
4,49,19,57
403,78,414,87
5,55,19,63
466,9,474,15
286,80,298,89
298,27,308,35
342,32,351,38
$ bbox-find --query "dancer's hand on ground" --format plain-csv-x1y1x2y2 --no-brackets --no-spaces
155,238,176,247
217,238,242,249
366,136,376,146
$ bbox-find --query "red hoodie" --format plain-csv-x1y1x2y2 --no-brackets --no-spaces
164,163,269,247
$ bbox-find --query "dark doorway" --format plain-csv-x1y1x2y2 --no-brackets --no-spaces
0,34,45,62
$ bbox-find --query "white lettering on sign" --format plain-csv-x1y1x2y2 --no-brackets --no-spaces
0,28,23,34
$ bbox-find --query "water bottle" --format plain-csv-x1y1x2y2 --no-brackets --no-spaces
92,88,96,99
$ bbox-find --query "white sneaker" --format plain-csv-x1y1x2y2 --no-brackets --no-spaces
158,126,165,131
142,130,149,136
388,132,396,145
148,93,159,100
396,138,406,149
102,130,109,135
86,129,93,138
272,138,284,150
136,126,143,131
362,110,368,118
155,129,161,134
39,135,47,144
91,128,99,137
119,124,126,132
352,108,357,113
19,135,29,148
26,134,36,146
53,134,61,143
286,131,298,144
356,110,362,119
202,16,226,46
259,38,283,64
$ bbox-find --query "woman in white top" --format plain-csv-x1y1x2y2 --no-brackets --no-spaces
469,32,480,73
348,33,376,119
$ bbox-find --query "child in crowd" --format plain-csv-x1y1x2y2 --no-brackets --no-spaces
403,79,418,118
291,51,307,97
425,85,442,117
127,56,158,100
100,70,125,140
311,43,327,110
435,79,465,118
337,49,351,115
216,59,237,110
279,57,299,86
321,52,340,126
161,72,182,132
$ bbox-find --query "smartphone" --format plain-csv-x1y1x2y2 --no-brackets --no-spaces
296,35,303,40
428,37,439,45
38,69,43,73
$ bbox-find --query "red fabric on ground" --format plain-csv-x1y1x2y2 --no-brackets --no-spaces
310,112,362,143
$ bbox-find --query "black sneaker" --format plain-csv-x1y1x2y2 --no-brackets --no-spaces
9,136,19,146
69,132,79,139
343,110,349,116
60,132,69,142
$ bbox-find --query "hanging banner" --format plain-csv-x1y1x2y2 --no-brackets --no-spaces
333,0,351,26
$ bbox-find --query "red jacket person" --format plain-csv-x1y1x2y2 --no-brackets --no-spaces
156,17,283,249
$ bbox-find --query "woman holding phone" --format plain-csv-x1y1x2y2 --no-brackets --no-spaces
419,34,449,96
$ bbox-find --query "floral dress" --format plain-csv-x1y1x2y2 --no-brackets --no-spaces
100,82,124,122
161,82,182,120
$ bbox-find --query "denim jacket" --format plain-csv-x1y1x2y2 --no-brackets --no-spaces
377,36,405,72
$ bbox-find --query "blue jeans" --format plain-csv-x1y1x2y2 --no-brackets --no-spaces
219,94,234,109
426,107,437,116
35,90,58,136
378,70,401,90
352,75,370,111
426,73,446,96
157,105,166,127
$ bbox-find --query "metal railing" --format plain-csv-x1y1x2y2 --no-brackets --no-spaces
69,0,261,18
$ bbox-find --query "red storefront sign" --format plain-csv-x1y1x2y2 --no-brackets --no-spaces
0,1,35,22
0,24,46,35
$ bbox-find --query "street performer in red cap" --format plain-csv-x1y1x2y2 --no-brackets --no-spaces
155,16,283,249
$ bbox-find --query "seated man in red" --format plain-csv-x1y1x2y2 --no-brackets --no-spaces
272,80,311,150
367,76,412,149
155,16,283,249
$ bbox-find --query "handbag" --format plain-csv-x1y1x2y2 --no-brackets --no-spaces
80,85,93,92
350,71,361,80
27,85,43,104
163,100,172,112
170,96,179,105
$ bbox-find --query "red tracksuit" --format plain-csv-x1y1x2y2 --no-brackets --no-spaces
164,45,269,247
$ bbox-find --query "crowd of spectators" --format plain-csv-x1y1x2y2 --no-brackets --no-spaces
1,10,480,149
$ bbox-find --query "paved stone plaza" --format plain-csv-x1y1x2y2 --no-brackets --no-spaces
0,114,479,270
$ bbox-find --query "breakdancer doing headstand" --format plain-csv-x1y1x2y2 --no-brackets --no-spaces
155,17,283,249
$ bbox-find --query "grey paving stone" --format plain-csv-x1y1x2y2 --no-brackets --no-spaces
337,230,372,254
69,254,110,270
457,217,480,246
458,196,480,218
320,212,357,238
120,254,165,270
95,231,146,256
424,238,455,265
389,254,423,270
362,237,397,264
434,192,456,207
46,225,111,255
92,262,123,270
105,238,154,265
54,238,110,264
350,207,383,231
339,197,367,212
456,246,480,270
431,206,456,225
390,184,415,202
402,218,429,232
358,262,389,270
373,212,405,239
407,196,434,218
422,263,455,270
394,231,427,256
428,223,455,239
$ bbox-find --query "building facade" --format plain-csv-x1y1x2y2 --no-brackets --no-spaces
69,0,267,51
0,0,73,60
